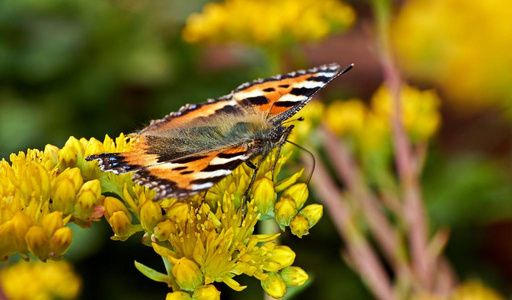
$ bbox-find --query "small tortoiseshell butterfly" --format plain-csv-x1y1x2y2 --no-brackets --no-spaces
86,63,353,201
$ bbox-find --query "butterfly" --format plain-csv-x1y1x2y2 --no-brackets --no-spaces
86,63,353,201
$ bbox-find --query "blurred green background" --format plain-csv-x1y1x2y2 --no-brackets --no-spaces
1,0,512,299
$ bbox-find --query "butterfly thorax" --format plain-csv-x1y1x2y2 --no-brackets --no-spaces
141,113,274,159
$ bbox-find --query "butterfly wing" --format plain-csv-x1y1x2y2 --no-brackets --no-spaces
231,64,342,125
87,63,350,200
87,140,258,200
139,96,246,136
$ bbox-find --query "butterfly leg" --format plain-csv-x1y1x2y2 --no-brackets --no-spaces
270,125,294,181
245,160,257,170
241,151,270,214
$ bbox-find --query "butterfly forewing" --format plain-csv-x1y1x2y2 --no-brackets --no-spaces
231,64,341,123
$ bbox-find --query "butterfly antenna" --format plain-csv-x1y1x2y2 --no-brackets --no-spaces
285,140,316,184
340,63,354,75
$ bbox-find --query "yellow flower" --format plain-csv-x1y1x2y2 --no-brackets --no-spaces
192,285,221,300
299,204,323,228
50,227,73,257
2,131,316,299
252,177,276,215
166,291,192,300
275,196,297,228
288,101,325,145
183,0,355,47
0,260,81,300
325,84,441,153
170,257,204,292
325,99,367,137
289,214,310,238
372,84,441,142
261,272,287,299
140,198,164,233
280,266,309,287
0,134,135,261
450,281,505,300
392,0,512,113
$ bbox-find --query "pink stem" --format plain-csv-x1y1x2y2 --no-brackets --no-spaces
307,154,395,300
321,126,408,275
381,52,432,289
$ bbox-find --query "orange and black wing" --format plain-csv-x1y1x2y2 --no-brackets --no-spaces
231,64,350,124
87,142,257,200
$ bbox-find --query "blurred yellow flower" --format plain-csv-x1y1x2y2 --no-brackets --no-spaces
325,99,366,137
183,0,355,47
450,281,505,300
325,84,441,151
0,260,81,300
393,0,512,113
372,84,441,143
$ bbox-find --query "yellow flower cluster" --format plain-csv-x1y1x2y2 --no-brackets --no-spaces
325,84,441,151
182,0,355,46
0,134,134,261
0,260,81,300
141,151,316,298
1,133,318,298
392,0,512,112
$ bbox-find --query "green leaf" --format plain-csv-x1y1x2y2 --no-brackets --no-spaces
134,260,171,285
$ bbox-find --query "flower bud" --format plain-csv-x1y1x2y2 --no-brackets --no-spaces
41,211,63,237
25,225,50,261
299,204,323,228
58,147,78,170
274,169,304,192
104,196,131,222
192,285,221,300
274,197,297,228
167,202,189,225
252,178,276,215
166,292,192,300
84,138,104,157
280,266,309,287
67,168,84,191
171,257,204,292
154,220,174,242
140,200,163,232
50,227,73,257
43,144,59,170
290,215,309,238
64,136,85,155
269,246,296,269
11,212,32,250
51,178,77,215
261,272,286,299
75,180,102,219
109,211,132,237
282,183,308,210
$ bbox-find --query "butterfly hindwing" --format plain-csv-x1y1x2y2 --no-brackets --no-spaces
132,144,257,199
86,135,158,174
231,64,341,124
